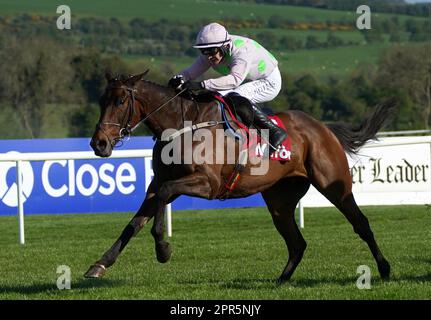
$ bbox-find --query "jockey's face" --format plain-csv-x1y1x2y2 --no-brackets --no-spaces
200,47,223,66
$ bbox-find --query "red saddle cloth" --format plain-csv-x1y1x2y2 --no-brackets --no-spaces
248,115,292,161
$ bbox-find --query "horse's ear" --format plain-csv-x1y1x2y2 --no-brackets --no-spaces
135,69,150,81
141,69,150,79
129,69,150,85
105,70,114,82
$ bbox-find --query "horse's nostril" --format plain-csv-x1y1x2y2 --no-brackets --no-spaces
91,139,108,153
97,140,107,151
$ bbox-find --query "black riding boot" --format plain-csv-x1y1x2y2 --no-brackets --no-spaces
250,103,288,152
225,93,287,152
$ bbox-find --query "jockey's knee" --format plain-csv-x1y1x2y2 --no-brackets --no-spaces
224,92,254,124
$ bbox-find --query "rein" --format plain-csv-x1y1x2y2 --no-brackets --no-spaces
139,88,187,125
97,85,187,148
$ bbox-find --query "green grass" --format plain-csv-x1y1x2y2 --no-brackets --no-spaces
0,205,430,299
123,54,195,77
276,43,391,77
124,42,391,79
0,0,428,23
0,0,364,22
238,27,366,43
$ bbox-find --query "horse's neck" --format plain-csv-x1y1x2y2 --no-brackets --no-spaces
138,83,218,136
137,83,178,135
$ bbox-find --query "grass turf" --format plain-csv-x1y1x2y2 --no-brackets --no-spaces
123,42,392,80
0,205,430,299
1,0,428,24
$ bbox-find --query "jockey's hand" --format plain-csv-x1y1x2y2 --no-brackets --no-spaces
168,75,185,90
183,81,204,92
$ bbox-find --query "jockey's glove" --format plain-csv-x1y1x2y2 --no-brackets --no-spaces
183,81,204,92
168,75,185,90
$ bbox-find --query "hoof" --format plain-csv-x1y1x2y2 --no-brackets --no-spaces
276,271,294,286
379,260,391,280
156,242,172,263
84,264,106,278
276,275,291,286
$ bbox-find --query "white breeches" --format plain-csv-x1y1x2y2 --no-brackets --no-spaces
217,67,282,104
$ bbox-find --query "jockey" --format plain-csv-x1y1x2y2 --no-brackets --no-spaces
168,22,287,152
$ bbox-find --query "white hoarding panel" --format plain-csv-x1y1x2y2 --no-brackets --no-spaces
301,137,431,207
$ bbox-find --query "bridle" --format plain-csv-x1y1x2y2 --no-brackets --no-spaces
96,84,187,148
96,86,137,148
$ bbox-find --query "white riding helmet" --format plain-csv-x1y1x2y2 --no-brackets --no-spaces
193,22,231,49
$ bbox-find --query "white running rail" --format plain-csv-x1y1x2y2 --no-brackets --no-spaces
0,149,173,244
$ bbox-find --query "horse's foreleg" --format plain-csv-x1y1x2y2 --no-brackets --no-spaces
84,185,161,278
150,198,172,263
151,173,213,263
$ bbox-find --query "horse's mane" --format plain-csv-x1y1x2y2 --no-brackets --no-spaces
111,73,169,90
111,73,215,104
141,79,169,91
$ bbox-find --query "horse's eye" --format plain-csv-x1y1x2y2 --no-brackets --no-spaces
116,97,126,107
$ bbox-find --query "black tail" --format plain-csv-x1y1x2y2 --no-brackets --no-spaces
327,98,398,155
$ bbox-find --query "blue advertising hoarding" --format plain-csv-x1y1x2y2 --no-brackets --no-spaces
0,137,264,215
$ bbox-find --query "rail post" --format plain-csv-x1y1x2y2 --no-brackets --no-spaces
16,160,25,245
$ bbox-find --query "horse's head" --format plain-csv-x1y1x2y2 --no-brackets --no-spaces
91,70,149,157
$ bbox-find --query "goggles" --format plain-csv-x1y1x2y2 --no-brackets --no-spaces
199,47,221,56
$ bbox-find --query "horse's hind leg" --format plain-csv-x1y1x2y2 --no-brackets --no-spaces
308,149,390,279
335,193,390,279
262,177,310,284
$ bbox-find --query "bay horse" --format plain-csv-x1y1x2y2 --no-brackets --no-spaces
85,71,396,283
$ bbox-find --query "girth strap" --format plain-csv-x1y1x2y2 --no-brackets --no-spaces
218,149,248,200
163,120,223,141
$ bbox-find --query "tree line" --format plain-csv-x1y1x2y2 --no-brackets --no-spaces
2,13,431,59
0,34,430,139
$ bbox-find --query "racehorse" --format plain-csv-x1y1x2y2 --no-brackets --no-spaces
85,71,396,283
